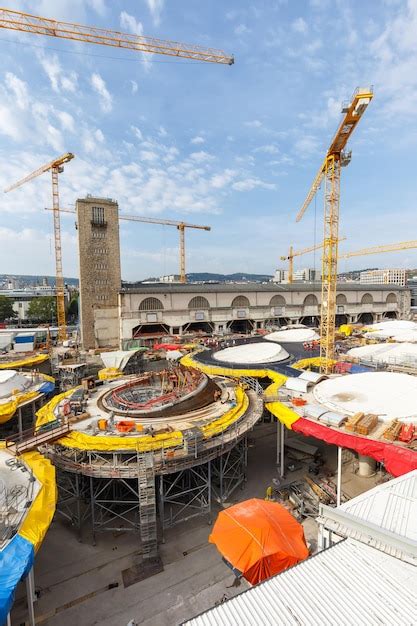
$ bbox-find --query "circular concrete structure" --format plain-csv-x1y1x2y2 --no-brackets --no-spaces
347,343,417,367
365,320,417,342
313,372,417,422
213,342,289,364
265,328,319,344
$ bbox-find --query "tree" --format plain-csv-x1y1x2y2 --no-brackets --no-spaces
0,296,16,322
27,297,57,323
66,296,79,321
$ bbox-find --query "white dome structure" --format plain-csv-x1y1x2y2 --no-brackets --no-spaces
265,328,319,344
365,320,417,342
0,370,31,400
347,343,417,367
313,372,417,422
213,342,289,364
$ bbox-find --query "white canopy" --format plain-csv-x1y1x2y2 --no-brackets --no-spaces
265,328,319,343
214,342,289,364
100,350,140,371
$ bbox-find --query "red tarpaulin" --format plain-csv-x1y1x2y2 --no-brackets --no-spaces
153,343,182,351
292,417,417,477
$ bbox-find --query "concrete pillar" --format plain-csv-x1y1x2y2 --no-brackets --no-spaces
336,446,342,507
280,421,285,478
358,454,376,477
25,566,36,626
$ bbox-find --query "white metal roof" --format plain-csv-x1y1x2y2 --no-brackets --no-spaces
184,538,417,626
318,470,417,564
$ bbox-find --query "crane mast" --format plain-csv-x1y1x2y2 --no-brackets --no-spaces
296,88,373,372
5,153,74,341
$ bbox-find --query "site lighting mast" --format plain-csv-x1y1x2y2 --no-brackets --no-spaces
296,88,373,372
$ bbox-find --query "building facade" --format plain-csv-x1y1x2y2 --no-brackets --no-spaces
111,283,411,347
360,269,407,286
76,196,121,349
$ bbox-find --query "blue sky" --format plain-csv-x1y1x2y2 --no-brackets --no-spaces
0,0,416,280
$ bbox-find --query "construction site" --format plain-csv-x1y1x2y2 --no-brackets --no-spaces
0,4,416,626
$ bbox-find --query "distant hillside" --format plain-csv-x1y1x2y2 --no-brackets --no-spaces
139,272,273,284
0,274,79,287
337,268,378,281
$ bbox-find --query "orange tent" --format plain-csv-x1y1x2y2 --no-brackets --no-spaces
209,498,309,585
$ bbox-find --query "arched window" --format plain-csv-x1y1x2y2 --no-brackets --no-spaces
188,296,210,309
231,295,250,307
336,294,347,304
270,295,286,306
303,294,318,306
386,293,397,304
139,297,164,311
361,293,373,305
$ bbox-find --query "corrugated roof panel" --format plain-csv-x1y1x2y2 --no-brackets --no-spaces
339,470,417,542
184,539,417,626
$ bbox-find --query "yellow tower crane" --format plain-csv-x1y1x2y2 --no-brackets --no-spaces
5,153,74,341
281,237,346,283
296,88,373,372
339,240,417,259
0,8,234,65
1,7,232,341
46,208,211,283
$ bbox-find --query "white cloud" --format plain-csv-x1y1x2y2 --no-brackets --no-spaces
120,10,143,36
191,135,205,145
254,144,279,154
158,125,167,138
37,52,77,93
190,151,215,163
91,73,112,113
5,73,28,110
131,125,143,141
294,135,319,157
235,24,251,35
146,0,165,26
140,150,159,162
292,17,308,34
120,11,152,71
210,169,237,189
0,104,21,140
131,80,138,94
244,120,262,128
56,111,75,132
232,177,276,192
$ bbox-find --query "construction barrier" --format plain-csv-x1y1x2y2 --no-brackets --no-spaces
0,451,56,624
0,354,49,370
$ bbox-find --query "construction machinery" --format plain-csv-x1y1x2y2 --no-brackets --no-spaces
5,153,75,342
281,237,346,283
296,88,373,372
339,240,417,259
46,208,211,284
0,8,234,65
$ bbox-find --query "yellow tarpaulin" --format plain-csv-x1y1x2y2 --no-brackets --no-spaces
98,367,123,380
18,451,57,553
0,390,40,425
291,357,336,371
0,354,49,370
35,387,79,429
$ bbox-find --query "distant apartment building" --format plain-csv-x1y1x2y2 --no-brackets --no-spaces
76,196,121,349
0,286,70,321
273,268,320,284
360,269,406,287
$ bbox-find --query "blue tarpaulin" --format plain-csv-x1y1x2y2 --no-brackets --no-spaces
0,535,34,625
39,381,55,394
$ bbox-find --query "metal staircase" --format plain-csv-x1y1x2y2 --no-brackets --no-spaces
137,452,157,559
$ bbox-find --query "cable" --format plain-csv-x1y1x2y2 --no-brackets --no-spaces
0,35,217,65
